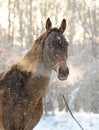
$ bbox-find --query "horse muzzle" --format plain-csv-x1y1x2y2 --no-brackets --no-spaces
57,65,69,80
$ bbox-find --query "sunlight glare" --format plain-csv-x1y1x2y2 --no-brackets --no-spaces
0,1,8,29
85,0,91,6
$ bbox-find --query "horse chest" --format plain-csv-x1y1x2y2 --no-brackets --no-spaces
27,75,50,103
20,76,50,127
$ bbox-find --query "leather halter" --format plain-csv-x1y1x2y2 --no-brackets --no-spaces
42,28,60,70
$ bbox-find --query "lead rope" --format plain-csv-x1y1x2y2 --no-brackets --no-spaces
60,92,85,130
45,38,85,130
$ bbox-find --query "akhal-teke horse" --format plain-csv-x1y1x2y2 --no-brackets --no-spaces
0,18,69,130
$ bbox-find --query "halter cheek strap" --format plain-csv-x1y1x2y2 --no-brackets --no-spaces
44,43,54,69
40,28,61,70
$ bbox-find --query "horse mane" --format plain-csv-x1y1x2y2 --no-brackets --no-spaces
34,31,47,43
17,31,47,72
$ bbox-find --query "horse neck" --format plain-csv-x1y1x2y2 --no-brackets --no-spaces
17,32,52,77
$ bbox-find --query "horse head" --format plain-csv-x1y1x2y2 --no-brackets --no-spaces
42,18,69,80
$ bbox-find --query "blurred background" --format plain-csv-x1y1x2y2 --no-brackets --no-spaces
0,0,99,114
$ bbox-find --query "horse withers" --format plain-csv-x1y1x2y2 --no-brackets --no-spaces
0,18,69,130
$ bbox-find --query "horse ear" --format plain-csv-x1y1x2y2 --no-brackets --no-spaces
46,18,52,32
59,19,66,33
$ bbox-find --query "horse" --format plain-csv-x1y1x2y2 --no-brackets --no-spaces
0,18,69,130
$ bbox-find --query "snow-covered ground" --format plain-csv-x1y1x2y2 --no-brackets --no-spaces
34,111,99,130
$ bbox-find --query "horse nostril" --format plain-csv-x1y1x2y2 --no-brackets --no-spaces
59,67,63,75
59,66,69,76
66,67,69,75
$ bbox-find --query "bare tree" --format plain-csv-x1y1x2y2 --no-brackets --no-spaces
75,0,97,57
8,0,11,43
